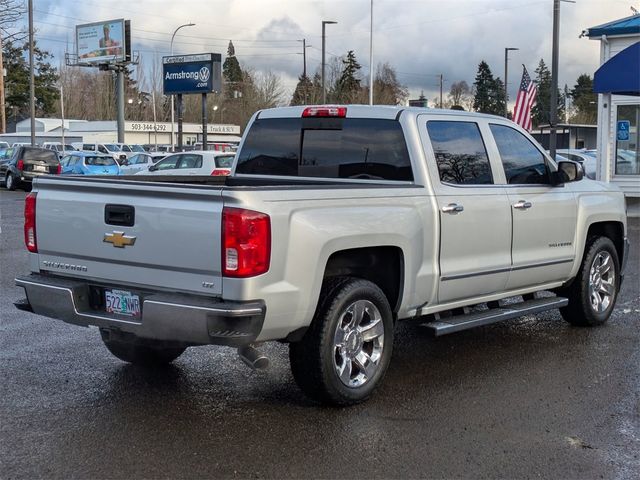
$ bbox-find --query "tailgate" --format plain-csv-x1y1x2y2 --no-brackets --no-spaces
34,177,224,296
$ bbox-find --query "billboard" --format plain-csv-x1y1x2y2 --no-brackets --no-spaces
76,19,128,64
163,53,222,95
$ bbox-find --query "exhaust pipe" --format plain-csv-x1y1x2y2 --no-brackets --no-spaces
238,345,269,371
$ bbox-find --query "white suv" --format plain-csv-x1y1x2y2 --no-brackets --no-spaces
136,151,234,176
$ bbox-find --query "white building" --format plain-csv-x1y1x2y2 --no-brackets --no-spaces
583,15,640,202
4,118,241,148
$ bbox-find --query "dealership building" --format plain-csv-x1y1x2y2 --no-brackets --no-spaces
1,118,241,148
583,14,640,201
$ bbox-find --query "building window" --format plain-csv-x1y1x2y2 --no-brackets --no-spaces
615,105,640,176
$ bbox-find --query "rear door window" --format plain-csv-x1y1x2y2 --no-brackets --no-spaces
177,154,203,169
426,121,493,185
490,124,551,185
155,155,180,171
236,117,413,181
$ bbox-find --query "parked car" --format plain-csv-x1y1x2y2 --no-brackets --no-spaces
554,149,596,179
119,152,166,175
43,142,78,160
0,146,60,190
73,142,128,164
60,152,120,176
0,141,9,149
12,142,33,148
135,151,234,176
0,147,13,160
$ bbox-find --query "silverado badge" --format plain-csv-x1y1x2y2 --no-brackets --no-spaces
103,231,137,248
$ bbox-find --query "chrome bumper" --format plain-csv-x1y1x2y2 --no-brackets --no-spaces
15,274,265,347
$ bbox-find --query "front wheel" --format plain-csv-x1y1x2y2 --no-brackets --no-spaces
289,277,394,406
100,329,186,366
560,236,620,326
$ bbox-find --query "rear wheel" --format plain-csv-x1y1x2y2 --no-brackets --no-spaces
5,173,17,191
289,277,394,406
100,329,186,366
560,236,620,326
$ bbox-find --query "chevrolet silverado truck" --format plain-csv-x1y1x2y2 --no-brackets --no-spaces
15,106,629,405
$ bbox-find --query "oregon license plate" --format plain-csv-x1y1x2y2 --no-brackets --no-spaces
33,165,47,172
105,289,141,316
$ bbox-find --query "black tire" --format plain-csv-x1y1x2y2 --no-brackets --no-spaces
289,277,394,406
560,236,620,326
5,173,17,191
100,330,186,366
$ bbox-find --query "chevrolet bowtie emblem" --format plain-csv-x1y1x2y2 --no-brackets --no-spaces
103,231,137,248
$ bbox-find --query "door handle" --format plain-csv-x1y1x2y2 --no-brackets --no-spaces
442,203,464,214
513,200,532,210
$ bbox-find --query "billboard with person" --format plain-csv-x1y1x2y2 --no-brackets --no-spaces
76,19,127,64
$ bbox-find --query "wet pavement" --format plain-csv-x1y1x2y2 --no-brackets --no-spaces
1,188,638,479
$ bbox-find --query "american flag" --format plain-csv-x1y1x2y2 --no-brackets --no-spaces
512,66,537,131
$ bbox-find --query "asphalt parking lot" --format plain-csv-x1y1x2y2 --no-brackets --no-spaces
1,188,638,479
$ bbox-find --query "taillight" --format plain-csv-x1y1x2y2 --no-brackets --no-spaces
16,159,24,170
222,207,270,278
211,169,230,176
302,106,347,118
24,193,37,253
56,163,62,174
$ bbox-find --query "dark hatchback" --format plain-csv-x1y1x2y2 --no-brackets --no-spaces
0,146,61,191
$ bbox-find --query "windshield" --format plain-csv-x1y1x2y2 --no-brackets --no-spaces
129,145,145,152
85,156,116,166
104,144,121,152
120,145,132,152
64,144,76,151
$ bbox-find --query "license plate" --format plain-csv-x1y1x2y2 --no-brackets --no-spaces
33,165,47,172
105,289,141,317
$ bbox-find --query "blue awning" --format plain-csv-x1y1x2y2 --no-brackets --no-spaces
593,41,640,96
583,14,640,38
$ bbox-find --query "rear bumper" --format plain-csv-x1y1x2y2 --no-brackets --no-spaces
15,273,265,347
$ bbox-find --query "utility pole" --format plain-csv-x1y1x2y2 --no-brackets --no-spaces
298,38,309,103
0,34,6,133
549,0,575,159
321,20,337,104
28,0,35,146
170,23,196,151
439,74,443,109
152,91,158,150
504,47,519,118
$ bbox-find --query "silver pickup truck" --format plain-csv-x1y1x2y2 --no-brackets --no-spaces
16,106,629,405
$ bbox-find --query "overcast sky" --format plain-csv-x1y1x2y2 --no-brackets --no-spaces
31,0,636,105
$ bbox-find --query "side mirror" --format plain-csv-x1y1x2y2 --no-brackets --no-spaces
557,160,584,183
148,165,157,172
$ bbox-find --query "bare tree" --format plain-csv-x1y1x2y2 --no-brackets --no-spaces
448,81,471,108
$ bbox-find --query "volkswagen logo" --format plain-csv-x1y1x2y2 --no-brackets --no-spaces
199,66,210,82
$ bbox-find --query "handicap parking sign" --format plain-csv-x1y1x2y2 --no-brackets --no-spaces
617,121,630,141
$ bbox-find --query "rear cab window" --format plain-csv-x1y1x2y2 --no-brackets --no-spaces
236,117,413,181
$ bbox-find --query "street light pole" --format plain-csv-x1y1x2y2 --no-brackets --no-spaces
369,0,374,105
321,20,337,104
170,23,195,151
504,47,519,118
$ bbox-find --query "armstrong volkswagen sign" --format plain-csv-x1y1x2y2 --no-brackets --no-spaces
162,53,222,95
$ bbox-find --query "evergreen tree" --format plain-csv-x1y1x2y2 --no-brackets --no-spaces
3,40,59,119
290,74,313,105
334,50,362,103
492,77,507,116
222,40,243,100
569,74,597,124
473,60,504,115
531,59,565,127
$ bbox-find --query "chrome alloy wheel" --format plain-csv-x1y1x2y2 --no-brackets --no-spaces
6,174,13,190
588,251,615,313
333,300,385,388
